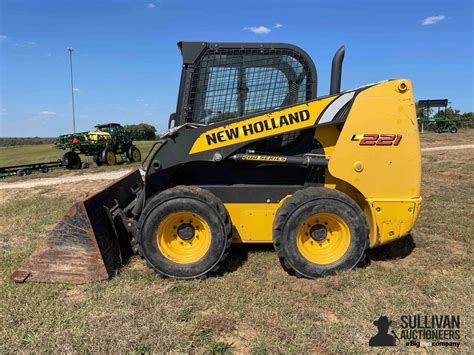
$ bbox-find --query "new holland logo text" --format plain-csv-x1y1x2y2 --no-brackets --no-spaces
205,110,310,146
189,96,336,154
351,134,402,146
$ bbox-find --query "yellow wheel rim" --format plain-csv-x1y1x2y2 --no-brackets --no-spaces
156,211,212,264
106,151,116,165
296,213,351,265
132,149,141,162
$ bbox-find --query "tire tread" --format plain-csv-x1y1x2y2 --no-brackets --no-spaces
273,187,367,279
137,185,232,279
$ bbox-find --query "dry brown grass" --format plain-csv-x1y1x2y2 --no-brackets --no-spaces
420,128,473,148
1,131,473,353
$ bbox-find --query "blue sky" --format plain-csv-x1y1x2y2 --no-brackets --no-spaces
0,0,472,137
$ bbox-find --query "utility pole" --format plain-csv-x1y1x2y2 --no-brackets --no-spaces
67,47,76,133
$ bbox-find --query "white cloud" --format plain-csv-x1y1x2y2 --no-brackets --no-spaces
13,40,37,47
40,111,57,115
275,23,283,29
244,26,271,35
147,3,156,8
73,87,80,92
0,35,7,40
422,15,446,25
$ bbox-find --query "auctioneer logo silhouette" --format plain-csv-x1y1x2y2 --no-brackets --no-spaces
369,316,396,347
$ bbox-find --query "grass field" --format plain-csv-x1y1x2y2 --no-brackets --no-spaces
0,131,473,352
0,140,158,167
419,129,473,147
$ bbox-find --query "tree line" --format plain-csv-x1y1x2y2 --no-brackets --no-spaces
0,123,159,147
0,137,56,147
122,123,157,140
417,106,473,128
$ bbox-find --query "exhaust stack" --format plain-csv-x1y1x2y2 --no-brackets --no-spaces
330,46,345,95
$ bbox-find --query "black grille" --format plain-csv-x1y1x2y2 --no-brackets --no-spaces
332,100,352,123
186,48,314,124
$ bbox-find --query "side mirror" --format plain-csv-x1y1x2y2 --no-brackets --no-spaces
168,113,176,129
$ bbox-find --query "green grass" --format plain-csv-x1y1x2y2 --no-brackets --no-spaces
0,140,158,167
0,132,473,352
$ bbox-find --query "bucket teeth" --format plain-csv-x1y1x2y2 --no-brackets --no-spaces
11,169,143,284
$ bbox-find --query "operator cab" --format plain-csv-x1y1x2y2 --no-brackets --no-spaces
95,123,123,134
170,42,319,129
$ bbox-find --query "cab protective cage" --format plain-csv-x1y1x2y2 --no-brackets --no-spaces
170,41,318,128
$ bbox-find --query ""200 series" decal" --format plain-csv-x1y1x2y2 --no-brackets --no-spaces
351,134,402,146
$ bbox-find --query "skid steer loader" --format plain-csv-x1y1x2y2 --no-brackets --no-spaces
12,41,421,283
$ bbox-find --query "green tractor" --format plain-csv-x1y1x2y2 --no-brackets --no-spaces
56,123,142,169
417,99,458,134
434,118,458,133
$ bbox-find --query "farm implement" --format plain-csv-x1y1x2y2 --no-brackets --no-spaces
433,118,458,133
55,123,142,169
417,99,458,134
0,160,64,178
13,41,422,284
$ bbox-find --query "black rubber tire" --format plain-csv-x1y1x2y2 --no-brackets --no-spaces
449,126,458,133
100,147,116,166
273,187,368,279
94,155,103,166
17,169,28,177
62,151,82,170
138,186,232,279
41,166,49,173
126,145,141,162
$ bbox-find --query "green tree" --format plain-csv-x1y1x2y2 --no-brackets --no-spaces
433,107,461,120
415,102,429,118
123,123,157,140
430,106,474,128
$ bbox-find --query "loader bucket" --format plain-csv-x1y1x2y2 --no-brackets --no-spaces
11,169,143,284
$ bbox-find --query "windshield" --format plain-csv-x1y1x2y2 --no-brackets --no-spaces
186,49,313,124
